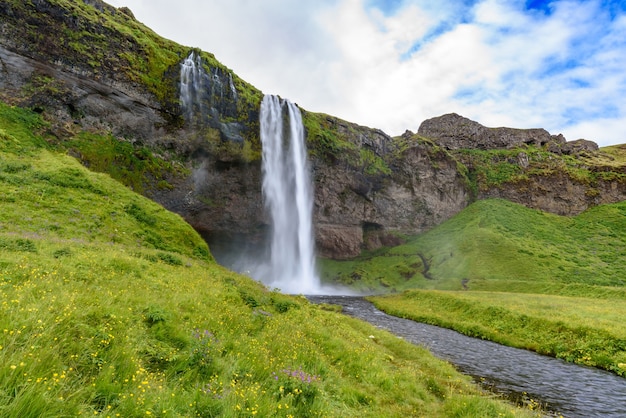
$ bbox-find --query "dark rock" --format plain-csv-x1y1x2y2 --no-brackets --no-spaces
316,225,363,259
562,139,599,155
117,7,135,20
418,113,561,150
0,45,164,140
312,129,470,258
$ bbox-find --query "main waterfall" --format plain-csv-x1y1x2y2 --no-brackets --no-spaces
258,95,319,294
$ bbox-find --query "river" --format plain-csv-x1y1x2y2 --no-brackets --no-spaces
307,296,626,418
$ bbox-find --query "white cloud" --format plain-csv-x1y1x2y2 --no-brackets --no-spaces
106,0,626,146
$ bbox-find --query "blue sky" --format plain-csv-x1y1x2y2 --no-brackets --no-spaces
106,0,626,146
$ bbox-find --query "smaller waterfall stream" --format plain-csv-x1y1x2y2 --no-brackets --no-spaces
180,52,203,123
257,95,319,294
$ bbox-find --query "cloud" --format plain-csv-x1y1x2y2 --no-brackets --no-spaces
106,0,626,145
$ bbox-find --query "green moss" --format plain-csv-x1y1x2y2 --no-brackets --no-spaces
58,131,186,193
448,146,624,192
0,102,49,153
302,111,351,158
302,111,391,175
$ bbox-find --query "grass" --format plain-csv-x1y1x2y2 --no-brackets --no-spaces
58,131,186,194
451,144,626,193
320,198,626,293
369,290,626,377
0,103,542,416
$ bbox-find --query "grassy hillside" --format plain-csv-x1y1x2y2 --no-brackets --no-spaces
320,198,626,294
0,103,542,416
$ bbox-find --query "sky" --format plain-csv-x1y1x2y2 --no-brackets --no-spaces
105,0,626,146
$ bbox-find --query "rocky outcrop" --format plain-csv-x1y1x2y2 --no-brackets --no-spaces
415,113,626,220
0,45,165,141
0,0,259,143
561,139,599,155
307,115,470,258
418,113,569,150
477,167,626,216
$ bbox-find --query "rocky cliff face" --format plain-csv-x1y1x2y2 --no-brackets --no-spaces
418,113,600,155
309,118,469,258
419,113,566,150
418,113,626,216
0,0,473,260
0,0,265,249
1,0,625,261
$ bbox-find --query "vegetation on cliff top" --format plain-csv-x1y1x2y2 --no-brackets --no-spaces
450,145,626,195
0,101,540,417
302,110,394,176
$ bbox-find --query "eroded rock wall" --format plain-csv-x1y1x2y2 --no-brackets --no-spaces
312,118,470,258
418,113,566,150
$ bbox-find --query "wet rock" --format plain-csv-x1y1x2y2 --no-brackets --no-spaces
316,225,363,259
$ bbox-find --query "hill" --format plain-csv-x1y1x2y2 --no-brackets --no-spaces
0,103,539,417
320,198,626,293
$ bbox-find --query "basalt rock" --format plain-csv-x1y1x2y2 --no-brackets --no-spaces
0,45,165,141
561,138,599,155
308,115,470,258
418,113,568,150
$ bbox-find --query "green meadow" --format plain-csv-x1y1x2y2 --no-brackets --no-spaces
0,103,543,416
369,290,626,376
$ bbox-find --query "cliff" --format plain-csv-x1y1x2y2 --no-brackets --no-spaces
1,0,625,260
419,113,626,216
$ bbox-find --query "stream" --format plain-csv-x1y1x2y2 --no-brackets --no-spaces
307,296,626,418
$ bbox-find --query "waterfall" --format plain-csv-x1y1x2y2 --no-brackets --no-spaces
258,94,319,294
179,52,204,124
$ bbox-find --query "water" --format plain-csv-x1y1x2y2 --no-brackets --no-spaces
308,296,626,418
179,52,204,123
257,95,319,294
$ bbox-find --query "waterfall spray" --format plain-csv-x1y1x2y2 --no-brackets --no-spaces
258,95,319,294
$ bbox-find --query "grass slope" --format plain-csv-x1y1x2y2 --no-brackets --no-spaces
0,103,541,416
321,198,626,293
